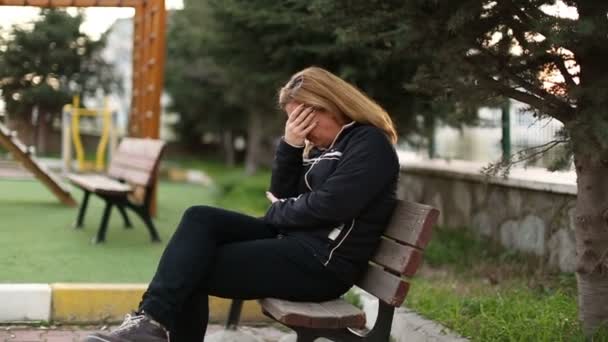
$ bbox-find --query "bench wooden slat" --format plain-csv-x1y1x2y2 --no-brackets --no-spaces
262,300,337,328
110,154,157,172
261,298,365,329
383,201,438,249
107,166,154,186
356,264,410,307
372,237,423,277
320,300,366,328
107,138,165,186
115,138,164,160
68,174,132,195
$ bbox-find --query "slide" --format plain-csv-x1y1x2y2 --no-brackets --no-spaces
0,122,76,207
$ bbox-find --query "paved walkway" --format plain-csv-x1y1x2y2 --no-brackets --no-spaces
0,160,32,179
0,324,290,342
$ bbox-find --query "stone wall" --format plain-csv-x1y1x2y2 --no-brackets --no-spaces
397,158,577,272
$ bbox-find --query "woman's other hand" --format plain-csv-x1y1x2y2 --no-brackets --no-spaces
266,191,279,203
284,104,317,147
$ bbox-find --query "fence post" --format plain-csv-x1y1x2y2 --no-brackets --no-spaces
425,115,437,159
501,100,511,161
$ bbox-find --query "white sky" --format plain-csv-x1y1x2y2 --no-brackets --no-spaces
0,0,183,39
0,1,578,40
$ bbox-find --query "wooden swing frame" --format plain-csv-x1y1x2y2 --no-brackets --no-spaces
1,0,166,212
0,0,165,140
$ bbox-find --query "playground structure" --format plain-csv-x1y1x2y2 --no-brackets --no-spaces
0,122,77,206
62,96,118,173
0,0,166,208
0,0,165,140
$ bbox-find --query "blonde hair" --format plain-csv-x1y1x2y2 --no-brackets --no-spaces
278,67,398,144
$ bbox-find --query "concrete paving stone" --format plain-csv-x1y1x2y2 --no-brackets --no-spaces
0,324,291,342
73,330,102,340
242,325,291,342
5,330,43,341
44,330,79,342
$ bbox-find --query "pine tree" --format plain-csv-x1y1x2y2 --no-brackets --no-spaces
322,0,608,334
166,0,463,172
0,9,118,154
165,1,247,165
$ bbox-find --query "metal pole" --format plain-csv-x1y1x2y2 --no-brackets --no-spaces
62,109,72,174
425,116,437,159
501,100,511,161
225,299,243,330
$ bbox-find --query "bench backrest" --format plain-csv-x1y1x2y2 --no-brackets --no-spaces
356,200,439,307
108,138,166,187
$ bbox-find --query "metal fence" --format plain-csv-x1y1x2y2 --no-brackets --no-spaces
431,100,569,169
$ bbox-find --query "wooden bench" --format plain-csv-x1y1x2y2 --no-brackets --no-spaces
67,138,166,243
225,200,439,342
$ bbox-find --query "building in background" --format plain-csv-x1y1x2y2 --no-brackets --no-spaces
101,17,177,141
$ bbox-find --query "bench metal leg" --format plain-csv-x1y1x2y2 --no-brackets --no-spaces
359,302,394,342
134,208,161,242
225,299,244,330
93,202,113,244
295,330,319,342
117,205,133,229
74,191,90,229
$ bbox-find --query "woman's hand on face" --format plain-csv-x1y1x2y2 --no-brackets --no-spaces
266,191,279,204
284,104,318,147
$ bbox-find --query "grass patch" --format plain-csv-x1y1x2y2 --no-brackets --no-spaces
0,160,270,283
342,289,363,310
167,158,271,215
407,277,583,341
406,227,608,341
423,227,529,272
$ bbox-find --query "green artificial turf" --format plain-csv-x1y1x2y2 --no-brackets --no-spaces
0,161,271,283
0,180,207,282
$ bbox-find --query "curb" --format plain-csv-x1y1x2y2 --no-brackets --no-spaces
0,284,269,324
0,284,51,322
1,284,467,341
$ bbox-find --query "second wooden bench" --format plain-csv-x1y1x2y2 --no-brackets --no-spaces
68,138,166,243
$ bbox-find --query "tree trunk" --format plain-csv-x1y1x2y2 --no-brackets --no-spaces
245,111,263,175
36,111,53,156
222,129,236,167
574,150,608,335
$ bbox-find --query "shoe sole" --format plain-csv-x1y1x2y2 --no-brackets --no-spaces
84,333,166,342
84,336,113,342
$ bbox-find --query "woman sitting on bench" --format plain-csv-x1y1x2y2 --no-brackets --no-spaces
84,66,400,342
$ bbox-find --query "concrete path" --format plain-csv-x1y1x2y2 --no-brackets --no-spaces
0,324,290,342
0,160,33,179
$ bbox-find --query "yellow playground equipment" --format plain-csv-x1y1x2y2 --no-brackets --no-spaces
62,96,118,173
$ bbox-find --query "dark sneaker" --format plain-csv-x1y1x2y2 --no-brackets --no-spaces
83,313,169,342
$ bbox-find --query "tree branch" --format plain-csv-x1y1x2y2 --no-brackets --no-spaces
470,65,573,123
553,54,578,89
493,16,579,102
500,0,578,55
469,49,575,119
482,138,569,177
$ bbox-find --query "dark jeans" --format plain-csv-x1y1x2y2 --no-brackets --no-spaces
140,206,351,342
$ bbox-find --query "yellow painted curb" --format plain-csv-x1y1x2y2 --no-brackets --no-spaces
50,283,270,323
208,296,271,324
52,283,146,323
